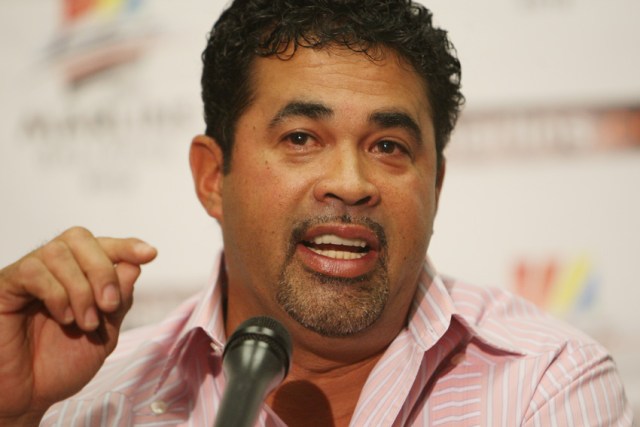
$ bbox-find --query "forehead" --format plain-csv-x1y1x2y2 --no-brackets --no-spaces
247,46,433,123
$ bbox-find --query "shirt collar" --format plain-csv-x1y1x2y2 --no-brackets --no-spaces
155,253,228,391
408,257,524,356
156,252,523,390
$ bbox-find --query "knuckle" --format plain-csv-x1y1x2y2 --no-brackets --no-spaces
61,274,94,303
48,283,69,305
69,283,94,302
16,256,46,282
63,226,94,241
41,239,72,264
88,266,117,287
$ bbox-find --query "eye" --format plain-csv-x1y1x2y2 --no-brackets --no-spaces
373,140,410,156
285,132,311,146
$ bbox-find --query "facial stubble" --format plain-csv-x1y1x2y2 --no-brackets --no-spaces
275,216,390,337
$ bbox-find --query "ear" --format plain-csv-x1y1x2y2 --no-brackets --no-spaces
190,134,225,223
434,156,446,212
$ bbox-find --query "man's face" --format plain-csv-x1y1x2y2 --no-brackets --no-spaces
211,46,442,339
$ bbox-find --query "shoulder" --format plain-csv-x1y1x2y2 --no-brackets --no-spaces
441,278,633,425
444,277,600,356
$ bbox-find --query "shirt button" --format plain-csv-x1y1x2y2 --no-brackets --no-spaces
150,400,168,415
450,353,465,366
211,342,223,355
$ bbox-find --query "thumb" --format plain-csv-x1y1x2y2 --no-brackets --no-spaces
98,262,143,355
116,262,141,304
111,262,142,322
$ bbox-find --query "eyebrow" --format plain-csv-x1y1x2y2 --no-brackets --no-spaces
368,110,423,145
268,101,334,128
268,102,423,145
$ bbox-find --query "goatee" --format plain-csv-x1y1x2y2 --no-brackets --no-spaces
276,215,389,337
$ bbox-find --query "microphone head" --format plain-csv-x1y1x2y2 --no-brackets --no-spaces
224,316,293,376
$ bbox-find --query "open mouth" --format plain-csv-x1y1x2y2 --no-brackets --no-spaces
302,234,370,260
294,221,383,278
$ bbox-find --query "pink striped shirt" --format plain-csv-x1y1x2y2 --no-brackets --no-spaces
42,255,633,426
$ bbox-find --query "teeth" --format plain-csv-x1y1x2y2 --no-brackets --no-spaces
307,234,369,260
312,234,367,248
308,247,367,260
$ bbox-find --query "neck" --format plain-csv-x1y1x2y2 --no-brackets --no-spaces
265,347,384,427
220,268,410,425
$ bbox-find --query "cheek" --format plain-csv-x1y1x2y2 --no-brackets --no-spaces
223,158,310,246
382,177,437,267
256,160,311,215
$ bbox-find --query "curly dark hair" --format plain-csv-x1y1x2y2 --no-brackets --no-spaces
201,0,464,172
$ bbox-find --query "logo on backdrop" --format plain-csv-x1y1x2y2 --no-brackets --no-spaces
17,0,194,192
450,106,640,160
512,254,599,318
46,0,156,86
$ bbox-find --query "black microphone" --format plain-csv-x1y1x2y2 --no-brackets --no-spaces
214,316,292,427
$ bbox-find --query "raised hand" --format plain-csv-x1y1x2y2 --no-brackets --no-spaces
0,227,157,426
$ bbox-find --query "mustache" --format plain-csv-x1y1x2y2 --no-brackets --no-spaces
289,214,388,249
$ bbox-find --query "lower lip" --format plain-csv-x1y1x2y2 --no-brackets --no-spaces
295,244,379,278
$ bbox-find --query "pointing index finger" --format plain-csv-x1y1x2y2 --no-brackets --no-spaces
97,237,158,266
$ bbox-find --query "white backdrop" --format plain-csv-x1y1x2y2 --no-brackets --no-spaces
1,0,639,417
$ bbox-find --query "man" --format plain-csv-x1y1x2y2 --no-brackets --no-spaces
0,0,632,425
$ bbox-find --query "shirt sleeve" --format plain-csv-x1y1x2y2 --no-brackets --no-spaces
524,343,633,426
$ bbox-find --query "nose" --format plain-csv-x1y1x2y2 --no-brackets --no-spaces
313,146,380,208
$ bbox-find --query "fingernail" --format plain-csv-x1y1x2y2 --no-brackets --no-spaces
84,307,99,329
64,307,74,324
102,284,120,309
135,242,156,257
